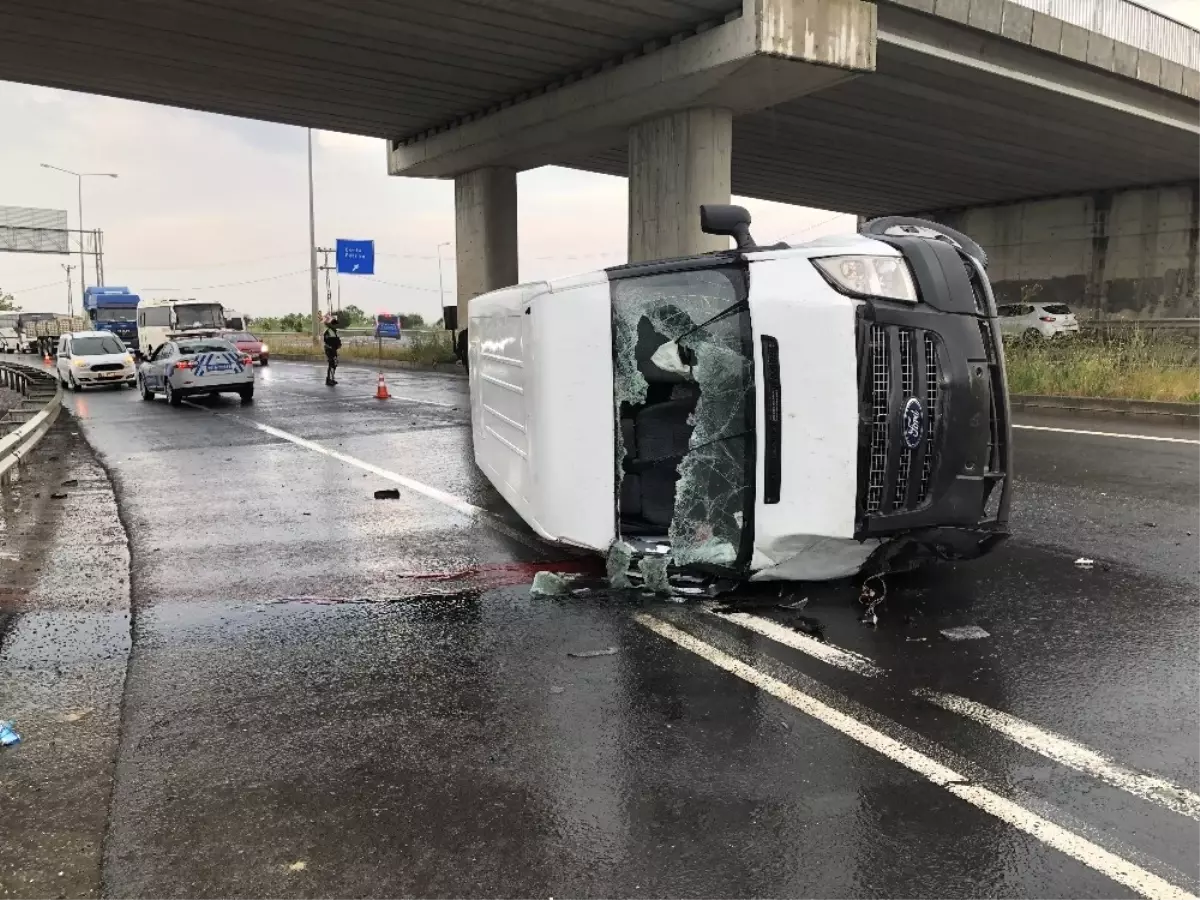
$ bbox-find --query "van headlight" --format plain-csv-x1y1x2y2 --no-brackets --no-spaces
259,343,268,353
813,255,918,302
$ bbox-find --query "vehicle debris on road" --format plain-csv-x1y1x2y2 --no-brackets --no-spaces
940,625,991,641
859,573,887,625
0,720,21,747
530,571,572,597
1074,557,1095,569
373,488,401,500
567,647,618,659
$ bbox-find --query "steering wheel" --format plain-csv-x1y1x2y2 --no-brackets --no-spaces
860,216,988,269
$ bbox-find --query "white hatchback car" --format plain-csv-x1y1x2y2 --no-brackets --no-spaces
137,337,255,406
997,302,1080,340
56,331,137,390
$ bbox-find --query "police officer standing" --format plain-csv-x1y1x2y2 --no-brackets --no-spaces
323,315,342,386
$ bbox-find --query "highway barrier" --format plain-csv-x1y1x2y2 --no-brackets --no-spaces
0,362,64,485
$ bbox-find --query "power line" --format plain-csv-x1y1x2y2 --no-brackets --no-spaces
140,269,309,291
111,252,310,271
6,278,71,294
359,276,441,294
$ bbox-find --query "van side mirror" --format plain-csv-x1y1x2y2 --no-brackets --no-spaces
442,305,459,332
700,204,756,250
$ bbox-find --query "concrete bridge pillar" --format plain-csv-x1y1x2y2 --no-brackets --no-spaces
628,108,733,262
454,166,519,326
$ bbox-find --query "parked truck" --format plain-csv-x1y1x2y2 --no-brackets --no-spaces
83,286,141,350
33,315,87,357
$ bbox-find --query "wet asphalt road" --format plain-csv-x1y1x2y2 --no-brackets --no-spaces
2,359,1197,898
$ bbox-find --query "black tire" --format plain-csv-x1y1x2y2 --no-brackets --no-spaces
69,374,82,392
139,376,154,401
1024,328,1042,342
165,381,182,407
259,358,268,367
238,385,254,404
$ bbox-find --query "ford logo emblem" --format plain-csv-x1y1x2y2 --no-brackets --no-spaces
902,397,923,449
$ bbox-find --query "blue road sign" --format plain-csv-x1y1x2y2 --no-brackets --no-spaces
336,239,375,275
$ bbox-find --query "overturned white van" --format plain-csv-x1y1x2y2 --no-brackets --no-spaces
466,207,1011,582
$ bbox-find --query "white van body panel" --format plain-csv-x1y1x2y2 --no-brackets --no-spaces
531,277,615,550
470,279,615,551
744,253,861,577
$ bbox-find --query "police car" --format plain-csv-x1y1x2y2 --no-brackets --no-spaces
137,337,255,406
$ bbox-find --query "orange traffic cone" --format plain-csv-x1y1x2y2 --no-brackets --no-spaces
375,371,391,400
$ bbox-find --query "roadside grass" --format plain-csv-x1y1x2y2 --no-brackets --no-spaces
1003,331,1199,403
260,331,457,366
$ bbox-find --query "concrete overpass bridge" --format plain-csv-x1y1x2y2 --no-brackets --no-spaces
1,0,1196,317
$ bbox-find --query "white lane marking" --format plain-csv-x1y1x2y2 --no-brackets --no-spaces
248,419,480,514
709,610,884,677
919,691,1200,821
1014,424,1200,445
184,403,546,551
635,614,1197,900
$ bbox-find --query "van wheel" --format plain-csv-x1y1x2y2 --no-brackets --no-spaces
165,381,182,407
139,376,154,401
238,385,254,404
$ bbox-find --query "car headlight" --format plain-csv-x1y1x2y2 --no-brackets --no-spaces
259,343,268,353
123,354,134,365
813,255,918,302
73,358,87,367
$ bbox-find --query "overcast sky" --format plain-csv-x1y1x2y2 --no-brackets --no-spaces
1,0,1195,322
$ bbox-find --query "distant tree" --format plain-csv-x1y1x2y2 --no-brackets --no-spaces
0,290,18,311
279,313,309,333
399,312,426,329
342,304,371,327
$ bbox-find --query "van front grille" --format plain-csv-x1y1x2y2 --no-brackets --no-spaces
867,325,890,513
919,333,939,503
862,323,941,516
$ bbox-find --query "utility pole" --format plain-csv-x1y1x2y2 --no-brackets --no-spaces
62,263,75,317
317,246,335,319
307,128,320,345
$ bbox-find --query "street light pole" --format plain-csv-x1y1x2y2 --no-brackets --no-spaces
39,164,118,306
308,128,320,345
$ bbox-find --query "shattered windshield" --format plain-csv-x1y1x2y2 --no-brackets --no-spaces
612,266,754,571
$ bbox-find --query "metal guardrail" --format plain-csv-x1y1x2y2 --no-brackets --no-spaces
1005,0,1199,68
0,362,64,485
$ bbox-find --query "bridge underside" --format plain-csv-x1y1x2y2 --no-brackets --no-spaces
569,38,1198,215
